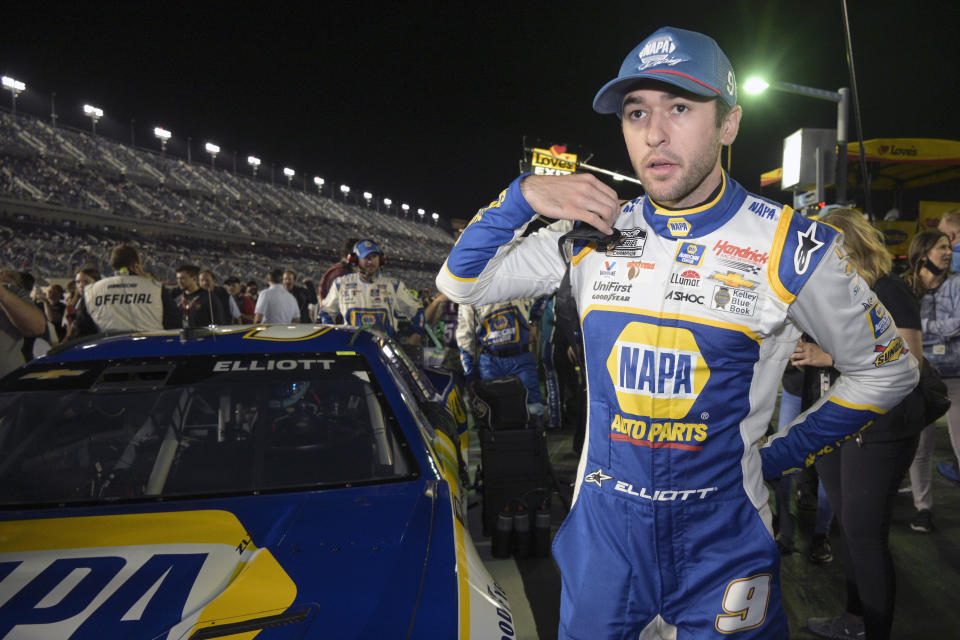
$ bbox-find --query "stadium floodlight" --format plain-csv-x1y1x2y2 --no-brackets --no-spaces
313,176,324,194
283,167,295,186
205,142,220,169
83,104,103,135
431,212,440,225
2,75,25,115
417,208,425,216
363,191,372,202
401,204,410,218
247,155,261,176
153,127,171,155
743,75,850,203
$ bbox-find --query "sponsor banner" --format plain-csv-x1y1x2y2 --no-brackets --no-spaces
530,146,577,176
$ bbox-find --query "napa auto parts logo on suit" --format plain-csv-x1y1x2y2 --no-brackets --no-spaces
0,511,296,639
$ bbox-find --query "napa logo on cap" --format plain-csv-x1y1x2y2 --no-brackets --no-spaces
637,35,686,70
606,323,709,419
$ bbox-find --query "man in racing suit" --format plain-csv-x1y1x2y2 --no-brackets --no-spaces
436,26,918,639
457,298,546,417
321,239,424,340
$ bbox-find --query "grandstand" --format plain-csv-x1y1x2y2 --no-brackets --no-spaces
0,110,454,291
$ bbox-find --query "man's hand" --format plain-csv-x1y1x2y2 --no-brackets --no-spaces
519,173,620,234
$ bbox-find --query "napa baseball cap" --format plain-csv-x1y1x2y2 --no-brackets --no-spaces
593,26,737,115
354,239,382,258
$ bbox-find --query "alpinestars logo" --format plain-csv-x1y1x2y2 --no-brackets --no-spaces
585,469,613,487
794,223,824,275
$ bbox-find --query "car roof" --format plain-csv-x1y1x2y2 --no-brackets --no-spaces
37,324,390,363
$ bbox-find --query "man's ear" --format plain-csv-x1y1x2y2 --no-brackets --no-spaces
720,105,742,146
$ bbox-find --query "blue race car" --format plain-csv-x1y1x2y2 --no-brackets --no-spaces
0,324,515,639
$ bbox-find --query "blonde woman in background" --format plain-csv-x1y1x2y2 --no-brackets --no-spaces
794,208,923,640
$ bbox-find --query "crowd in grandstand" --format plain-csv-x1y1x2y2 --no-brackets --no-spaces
0,109,454,291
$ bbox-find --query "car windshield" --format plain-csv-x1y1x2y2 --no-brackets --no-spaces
0,352,417,507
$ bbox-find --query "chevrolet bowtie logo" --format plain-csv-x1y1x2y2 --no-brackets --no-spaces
21,369,87,380
709,271,758,289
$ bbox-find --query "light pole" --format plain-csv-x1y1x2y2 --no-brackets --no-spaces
401,203,410,218
154,127,171,155
187,136,192,163
313,176,324,194
248,155,261,177
743,77,850,204
363,191,373,208
340,184,350,202
431,212,439,226
283,167,295,187
205,142,220,169
50,92,57,127
2,76,25,115
383,197,392,215
417,207,425,223
83,104,103,135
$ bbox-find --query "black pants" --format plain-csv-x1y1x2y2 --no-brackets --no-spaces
815,434,919,640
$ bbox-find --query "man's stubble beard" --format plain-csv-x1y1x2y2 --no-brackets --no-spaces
638,130,723,206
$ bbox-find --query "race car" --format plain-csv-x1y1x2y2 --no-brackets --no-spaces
0,324,514,639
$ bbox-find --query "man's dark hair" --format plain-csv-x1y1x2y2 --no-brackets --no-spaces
224,276,240,286
342,237,360,259
268,268,284,284
78,266,101,281
110,245,140,271
176,264,200,279
714,98,732,129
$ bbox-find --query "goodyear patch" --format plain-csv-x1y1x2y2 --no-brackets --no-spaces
606,323,709,419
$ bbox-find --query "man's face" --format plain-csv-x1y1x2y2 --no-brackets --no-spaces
226,282,241,296
937,219,959,248
282,272,295,290
247,284,258,297
357,253,380,277
198,273,214,291
176,271,198,292
620,85,739,208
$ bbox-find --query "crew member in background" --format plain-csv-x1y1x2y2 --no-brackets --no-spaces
254,268,301,324
176,265,227,327
74,244,178,337
0,268,46,376
199,269,237,324
320,239,422,341
936,208,960,272
317,237,359,303
225,276,255,323
457,298,547,421
282,269,312,322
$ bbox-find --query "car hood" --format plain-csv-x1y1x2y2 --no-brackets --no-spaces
0,481,440,640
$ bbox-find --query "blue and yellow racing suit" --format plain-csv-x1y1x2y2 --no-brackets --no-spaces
437,172,918,639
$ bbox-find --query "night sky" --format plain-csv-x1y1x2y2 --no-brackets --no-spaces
2,1,957,223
